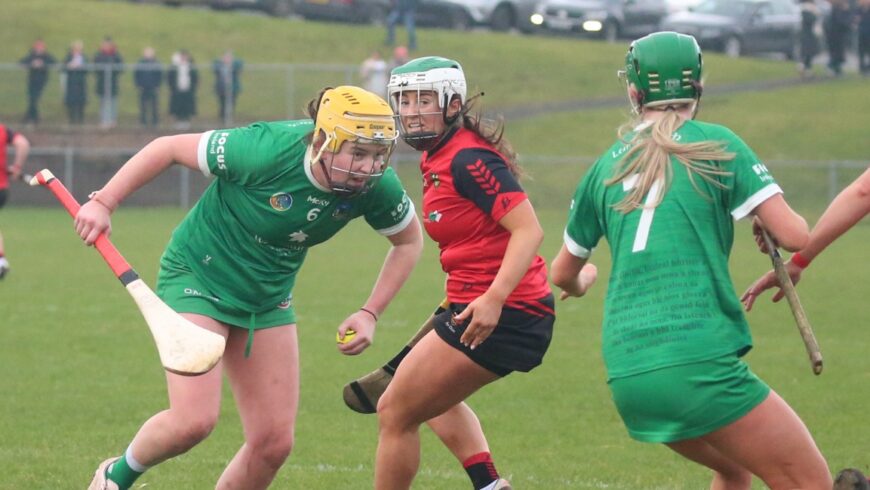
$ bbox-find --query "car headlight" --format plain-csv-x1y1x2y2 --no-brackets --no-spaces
583,20,603,32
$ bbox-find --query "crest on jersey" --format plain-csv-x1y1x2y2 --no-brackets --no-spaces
332,201,353,220
270,192,294,211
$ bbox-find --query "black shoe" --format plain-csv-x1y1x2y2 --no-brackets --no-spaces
834,468,870,490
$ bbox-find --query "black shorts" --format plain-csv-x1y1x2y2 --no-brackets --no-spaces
434,294,555,377
0,188,7,209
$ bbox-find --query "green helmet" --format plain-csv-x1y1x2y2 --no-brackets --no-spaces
623,31,702,112
387,56,466,151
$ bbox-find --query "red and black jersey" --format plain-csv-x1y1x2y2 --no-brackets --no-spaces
0,125,16,190
420,126,551,304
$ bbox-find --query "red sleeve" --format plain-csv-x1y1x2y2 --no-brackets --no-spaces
450,148,527,221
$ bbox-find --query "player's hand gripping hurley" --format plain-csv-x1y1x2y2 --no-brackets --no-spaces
760,229,823,375
31,170,225,375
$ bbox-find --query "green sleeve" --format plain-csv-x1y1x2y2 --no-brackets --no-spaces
564,162,604,259
719,129,783,220
196,123,289,186
362,167,415,236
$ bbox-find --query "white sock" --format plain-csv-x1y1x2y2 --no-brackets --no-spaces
125,445,150,472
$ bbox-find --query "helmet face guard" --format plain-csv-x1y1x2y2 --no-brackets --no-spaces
313,86,398,196
387,57,466,151
618,31,703,116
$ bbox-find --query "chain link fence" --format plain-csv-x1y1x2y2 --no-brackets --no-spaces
6,147,866,221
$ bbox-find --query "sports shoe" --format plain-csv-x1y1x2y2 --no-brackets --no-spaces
88,458,120,490
483,478,512,490
834,468,870,490
0,258,9,280
494,479,513,490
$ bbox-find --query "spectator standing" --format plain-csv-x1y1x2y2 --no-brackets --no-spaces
798,0,822,76
824,0,853,76
388,45,410,73
19,39,56,126
212,50,242,125
385,0,418,51
360,50,389,96
133,46,162,128
0,123,30,279
168,50,198,129
94,37,124,129
62,40,88,125
859,0,870,75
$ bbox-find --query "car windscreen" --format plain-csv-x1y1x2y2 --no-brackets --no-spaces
690,0,753,17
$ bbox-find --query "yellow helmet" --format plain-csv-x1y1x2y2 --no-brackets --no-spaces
314,86,398,155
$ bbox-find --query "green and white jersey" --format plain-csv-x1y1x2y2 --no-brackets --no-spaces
564,120,781,380
160,120,415,312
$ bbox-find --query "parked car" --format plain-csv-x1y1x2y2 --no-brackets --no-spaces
528,0,669,42
293,0,391,24
130,0,294,16
660,0,799,58
440,0,539,32
294,0,474,28
210,0,294,15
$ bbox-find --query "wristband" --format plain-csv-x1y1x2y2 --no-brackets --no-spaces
88,190,119,212
359,307,378,322
790,252,811,269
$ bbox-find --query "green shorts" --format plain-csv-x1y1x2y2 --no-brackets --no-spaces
608,355,770,443
156,258,296,330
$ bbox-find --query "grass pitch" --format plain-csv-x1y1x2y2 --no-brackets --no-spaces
1,176,867,488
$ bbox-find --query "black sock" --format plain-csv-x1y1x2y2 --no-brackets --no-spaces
463,452,499,490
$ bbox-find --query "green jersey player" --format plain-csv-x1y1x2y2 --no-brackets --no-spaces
550,32,831,489
76,86,423,490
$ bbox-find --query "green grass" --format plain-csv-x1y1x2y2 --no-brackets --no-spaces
1,201,868,489
2,1,869,488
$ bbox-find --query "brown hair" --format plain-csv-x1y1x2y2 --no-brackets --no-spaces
606,107,734,213
455,93,523,179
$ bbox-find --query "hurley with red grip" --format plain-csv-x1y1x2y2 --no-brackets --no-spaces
31,169,225,375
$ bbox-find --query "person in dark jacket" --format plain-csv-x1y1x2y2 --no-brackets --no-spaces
859,0,870,75
212,50,243,124
19,39,56,125
93,36,124,129
798,0,822,76
824,0,853,76
134,46,163,127
167,50,198,129
63,40,88,125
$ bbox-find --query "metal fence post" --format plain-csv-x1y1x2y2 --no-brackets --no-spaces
180,166,190,209
828,161,839,204
64,147,75,194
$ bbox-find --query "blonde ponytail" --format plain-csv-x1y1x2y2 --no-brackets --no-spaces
607,109,734,213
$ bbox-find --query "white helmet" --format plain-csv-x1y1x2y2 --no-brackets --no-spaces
387,56,466,150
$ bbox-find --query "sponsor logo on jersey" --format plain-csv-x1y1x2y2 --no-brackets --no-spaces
332,201,353,220
427,210,442,223
752,162,774,183
289,230,308,243
277,293,293,310
307,195,331,207
212,131,230,170
270,192,294,211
